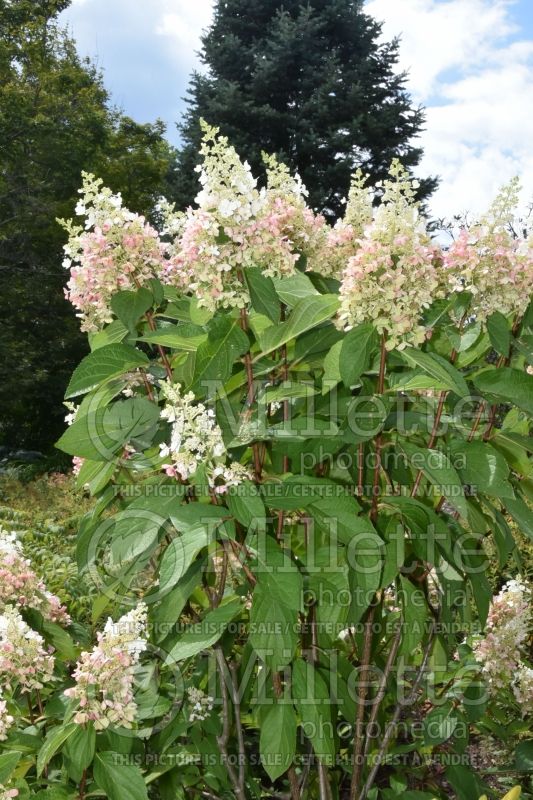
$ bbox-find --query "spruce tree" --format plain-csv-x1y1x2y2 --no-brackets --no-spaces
175,0,436,218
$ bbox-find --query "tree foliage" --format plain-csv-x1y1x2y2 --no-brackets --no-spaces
0,0,175,449
174,0,437,217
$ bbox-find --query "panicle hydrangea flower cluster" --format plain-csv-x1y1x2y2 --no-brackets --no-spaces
64,603,147,730
0,527,70,625
187,686,214,722
60,172,167,331
0,606,55,693
0,689,14,741
310,169,374,278
159,380,252,490
444,178,533,326
473,578,533,712
161,122,307,311
0,785,18,800
261,152,327,265
337,160,445,350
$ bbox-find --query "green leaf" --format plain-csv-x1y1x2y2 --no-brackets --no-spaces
292,659,335,762
399,576,429,656
258,294,339,355
75,457,117,495
339,323,377,387
323,340,342,390
400,441,469,520
139,324,206,350
37,723,77,775
486,311,511,357
245,267,280,321
165,598,242,663
63,724,96,779
56,397,159,460
94,752,149,800
423,703,458,745
227,479,266,528
399,348,469,397
111,288,153,330
89,319,129,351
151,561,204,640
272,272,319,306
193,315,249,390
158,528,212,595
474,368,533,416
515,739,533,771
448,440,515,499
65,343,149,398
307,494,364,546
0,752,22,784
504,496,533,540
249,538,302,669
445,764,485,800
260,702,297,781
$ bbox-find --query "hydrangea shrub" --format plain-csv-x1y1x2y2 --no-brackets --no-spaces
1,124,533,799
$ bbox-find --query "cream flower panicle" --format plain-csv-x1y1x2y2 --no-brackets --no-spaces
0,527,71,625
337,160,445,350
158,381,252,491
0,688,14,741
444,177,533,325
60,172,167,332
473,578,532,695
187,686,214,722
64,603,148,730
0,606,55,693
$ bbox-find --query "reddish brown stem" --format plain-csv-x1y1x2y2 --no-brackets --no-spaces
350,601,378,800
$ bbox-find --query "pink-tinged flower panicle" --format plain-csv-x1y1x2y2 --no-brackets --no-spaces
0,527,71,625
60,173,167,332
337,160,445,349
0,786,18,800
473,578,532,700
309,168,374,278
64,603,148,730
161,122,322,311
0,606,55,693
443,177,533,326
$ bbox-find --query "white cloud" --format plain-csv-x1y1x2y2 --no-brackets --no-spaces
365,0,533,218
155,1,213,67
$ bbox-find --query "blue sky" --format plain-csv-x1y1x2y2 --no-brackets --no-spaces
61,0,533,218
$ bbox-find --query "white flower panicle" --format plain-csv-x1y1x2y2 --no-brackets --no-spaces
0,689,14,741
0,606,55,693
337,160,445,349
64,603,148,730
159,381,252,490
187,686,214,722
473,578,532,707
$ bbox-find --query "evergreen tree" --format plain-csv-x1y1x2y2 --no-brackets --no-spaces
175,0,436,218
0,0,175,451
